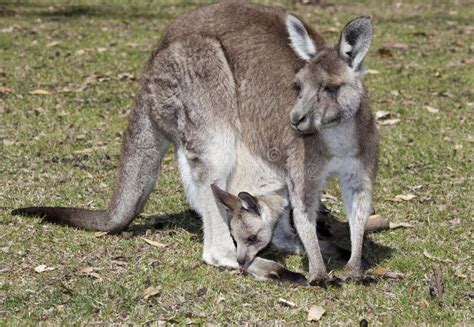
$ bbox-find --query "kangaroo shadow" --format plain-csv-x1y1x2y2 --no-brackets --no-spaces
261,236,394,277
129,209,394,274
128,209,204,238
0,1,203,19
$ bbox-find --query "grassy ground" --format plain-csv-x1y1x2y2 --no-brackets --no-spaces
1,0,472,324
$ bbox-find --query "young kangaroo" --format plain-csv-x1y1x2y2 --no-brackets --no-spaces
12,1,377,283
210,141,356,279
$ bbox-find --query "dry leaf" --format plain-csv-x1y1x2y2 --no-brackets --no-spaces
33,107,45,114
373,267,405,279
448,218,460,225
278,298,297,308
117,72,135,81
34,264,56,273
425,106,439,113
72,146,106,155
375,111,391,120
1,26,16,33
142,237,168,248
143,286,161,300
94,231,108,237
0,86,14,95
379,119,400,126
73,148,94,155
78,267,102,280
373,267,388,276
307,305,325,322
326,27,339,33
365,69,381,75
30,89,51,95
453,271,474,282
389,222,414,229
46,41,60,48
395,194,417,201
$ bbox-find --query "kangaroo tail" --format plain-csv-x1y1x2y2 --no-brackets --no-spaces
11,207,116,231
12,99,170,233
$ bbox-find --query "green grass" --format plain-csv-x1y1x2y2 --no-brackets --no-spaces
1,0,472,324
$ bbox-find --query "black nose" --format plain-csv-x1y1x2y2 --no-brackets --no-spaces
237,256,246,266
292,114,307,127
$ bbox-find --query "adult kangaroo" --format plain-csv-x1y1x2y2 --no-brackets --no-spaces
13,0,377,282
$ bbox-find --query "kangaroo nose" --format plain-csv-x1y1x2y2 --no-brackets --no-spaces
237,256,246,267
291,113,307,127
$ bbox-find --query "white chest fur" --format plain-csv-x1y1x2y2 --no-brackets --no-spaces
320,120,363,180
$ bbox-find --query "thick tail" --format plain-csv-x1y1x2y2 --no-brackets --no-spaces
12,98,170,233
11,207,114,231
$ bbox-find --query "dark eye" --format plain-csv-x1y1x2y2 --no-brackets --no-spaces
324,85,341,95
292,82,302,95
247,235,257,244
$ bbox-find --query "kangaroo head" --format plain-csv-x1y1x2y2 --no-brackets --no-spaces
287,15,373,133
211,184,288,271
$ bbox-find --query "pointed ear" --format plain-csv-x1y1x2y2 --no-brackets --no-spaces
211,184,240,212
238,192,261,216
286,14,317,61
338,16,373,71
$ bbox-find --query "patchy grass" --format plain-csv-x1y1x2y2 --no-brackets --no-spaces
0,0,472,324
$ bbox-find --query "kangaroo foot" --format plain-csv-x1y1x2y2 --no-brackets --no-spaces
345,275,379,286
344,267,378,285
309,275,342,288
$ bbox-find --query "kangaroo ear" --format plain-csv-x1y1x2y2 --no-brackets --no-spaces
286,15,317,61
338,16,373,71
211,184,240,212
238,192,261,216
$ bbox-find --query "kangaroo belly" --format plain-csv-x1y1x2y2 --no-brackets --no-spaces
227,143,286,196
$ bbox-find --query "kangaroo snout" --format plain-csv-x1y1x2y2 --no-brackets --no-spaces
290,111,318,133
290,112,307,128
237,255,252,271
237,255,247,267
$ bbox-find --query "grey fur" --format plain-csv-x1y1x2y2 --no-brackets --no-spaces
12,1,377,281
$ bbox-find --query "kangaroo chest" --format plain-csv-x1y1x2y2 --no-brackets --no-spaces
320,121,362,180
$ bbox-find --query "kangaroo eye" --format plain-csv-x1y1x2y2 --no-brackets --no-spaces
292,82,302,95
247,235,257,244
324,85,341,94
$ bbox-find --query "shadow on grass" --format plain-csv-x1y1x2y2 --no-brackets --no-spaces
0,1,204,20
131,209,394,274
130,209,203,238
